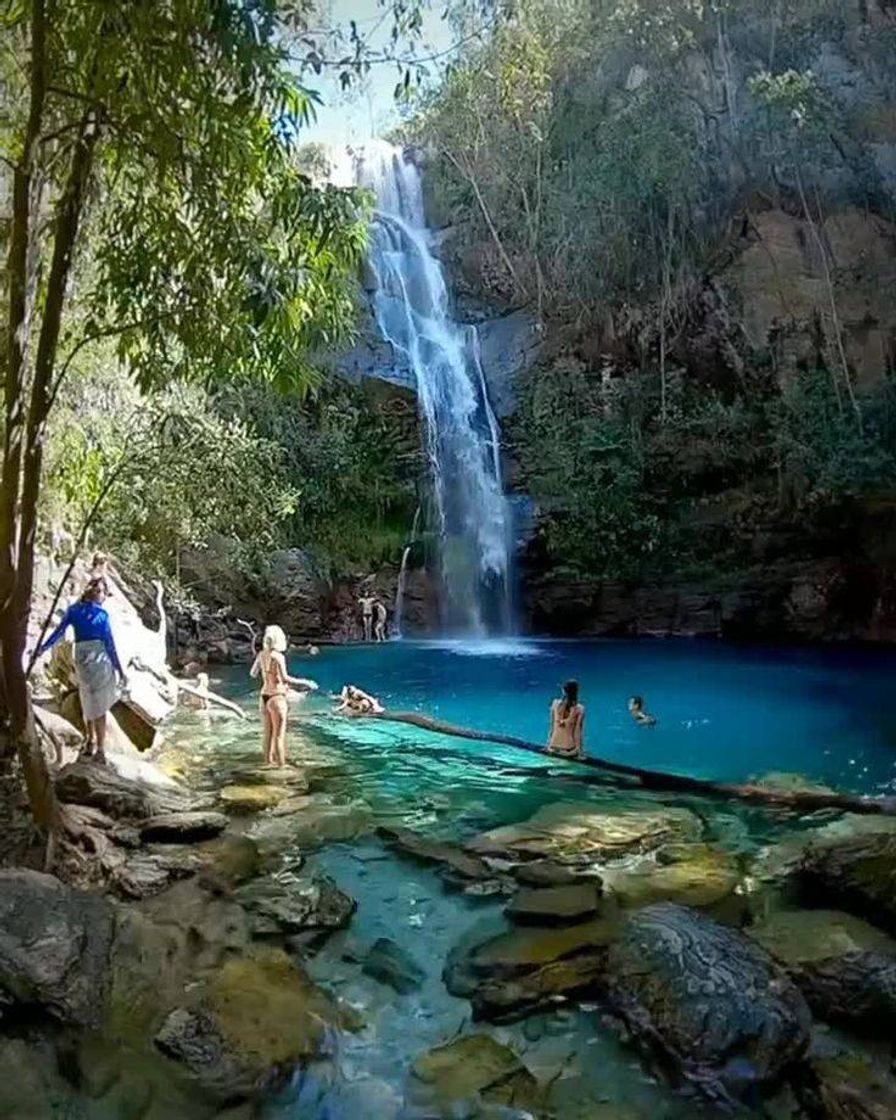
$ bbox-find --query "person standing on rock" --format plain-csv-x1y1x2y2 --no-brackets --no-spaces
546,679,585,760
36,577,127,764
358,594,376,641
374,600,388,642
250,624,317,767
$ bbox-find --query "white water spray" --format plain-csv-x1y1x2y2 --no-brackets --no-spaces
351,143,513,634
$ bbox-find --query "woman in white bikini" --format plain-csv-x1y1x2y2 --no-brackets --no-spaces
250,625,317,766
546,679,585,760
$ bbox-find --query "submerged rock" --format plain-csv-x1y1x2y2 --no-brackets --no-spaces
605,903,811,1099
466,802,701,865
234,874,355,937
445,918,615,1021
750,909,896,1030
219,784,290,813
0,868,114,1027
140,811,229,843
361,938,425,994
155,947,345,1101
602,842,741,913
377,825,496,884
798,831,896,932
511,859,588,887
410,1034,541,1111
506,883,602,925
196,834,262,892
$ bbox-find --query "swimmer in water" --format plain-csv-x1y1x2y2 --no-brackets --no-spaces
628,695,657,726
333,684,384,716
546,679,585,760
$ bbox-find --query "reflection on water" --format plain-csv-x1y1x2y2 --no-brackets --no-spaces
177,639,896,1119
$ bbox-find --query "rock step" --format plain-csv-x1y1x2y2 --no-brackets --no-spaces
506,883,602,925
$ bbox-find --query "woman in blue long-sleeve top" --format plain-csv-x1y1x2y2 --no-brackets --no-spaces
38,577,126,763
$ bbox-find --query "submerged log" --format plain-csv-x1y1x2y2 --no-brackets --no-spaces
370,710,896,818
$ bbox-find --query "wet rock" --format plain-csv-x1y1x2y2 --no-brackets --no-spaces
362,938,425,994
602,843,741,913
378,825,496,884
0,1035,78,1120
110,847,200,899
224,765,310,794
466,802,701,864
219,784,290,813
0,868,114,1027
141,811,229,843
56,758,201,819
750,909,896,1030
605,903,811,1099
506,883,602,925
235,874,356,937
798,831,896,932
410,1034,542,1111
155,947,343,1101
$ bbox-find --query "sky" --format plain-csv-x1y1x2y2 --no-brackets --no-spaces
298,0,458,148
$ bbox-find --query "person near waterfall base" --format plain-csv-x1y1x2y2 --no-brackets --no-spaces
358,594,376,641
546,679,585,760
250,624,318,766
37,577,126,764
374,600,387,642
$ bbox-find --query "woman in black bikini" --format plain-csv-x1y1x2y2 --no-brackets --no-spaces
250,625,317,766
546,679,585,759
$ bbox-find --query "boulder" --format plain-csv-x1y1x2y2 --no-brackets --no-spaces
196,834,262,892
140,811,229,843
749,909,896,1030
605,903,811,1098
798,831,896,932
109,848,200,899
0,868,114,1027
361,938,425,994
602,843,741,913
56,758,200,819
155,948,345,1101
506,883,602,925
219,785,290,813
466,802,701,865
377,825,496,884
234,874,356,937
410,1034,541,1111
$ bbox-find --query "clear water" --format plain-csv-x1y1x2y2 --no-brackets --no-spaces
283,638,896,796
172,638,896,1119
353,143,512,634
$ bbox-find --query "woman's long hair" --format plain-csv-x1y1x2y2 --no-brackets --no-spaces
263,624,287,653
560,679,579,719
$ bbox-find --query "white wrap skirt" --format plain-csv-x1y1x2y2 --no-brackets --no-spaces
74,639,118,721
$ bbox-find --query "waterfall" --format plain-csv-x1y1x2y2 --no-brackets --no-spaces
394,545,412,638
353,143,513,635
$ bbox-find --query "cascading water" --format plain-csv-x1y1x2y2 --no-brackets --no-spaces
352,143,513,635
394,545,411,638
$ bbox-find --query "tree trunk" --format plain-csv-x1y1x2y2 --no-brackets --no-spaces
0,0,47,768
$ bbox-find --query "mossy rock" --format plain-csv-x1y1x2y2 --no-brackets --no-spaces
411,1034,541,1110
604,843,741,912
749,909,896,966
196,834,261,890
205,948,340,1065
219,785,289,813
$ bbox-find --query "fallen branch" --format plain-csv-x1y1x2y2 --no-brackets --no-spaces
176,679,246,719
370,710,896,818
